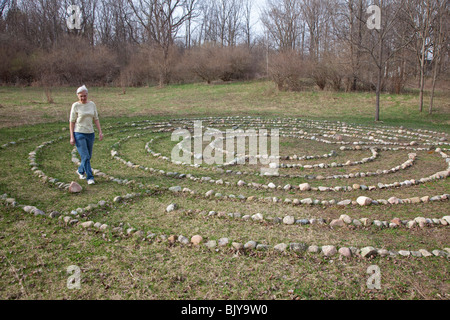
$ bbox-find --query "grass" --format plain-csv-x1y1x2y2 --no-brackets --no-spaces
0,81,449,300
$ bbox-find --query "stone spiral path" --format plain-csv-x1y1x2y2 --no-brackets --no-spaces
1,116,449,260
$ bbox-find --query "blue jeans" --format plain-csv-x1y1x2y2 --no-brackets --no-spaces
74,132,95,180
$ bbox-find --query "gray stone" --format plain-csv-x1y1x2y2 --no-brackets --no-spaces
256,244,270,251
283,216,295,225
307,245,320,253
169,186,182,192
398,250,410,257
339,214,352,224
322,245,337,257
166,203,177,212
81,221,94,228
218,238,229,247
356,196,372,206
205,240,217,249
252,213,264,221
330,219,345,228
178,235,190,245
274,243,288,252
338,247,352,258
232,242,243,250
244,241,257,249
361,246,378,258
289,243,308,253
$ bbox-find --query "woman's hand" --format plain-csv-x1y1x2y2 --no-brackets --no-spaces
70,137,75,146
99,133,103,141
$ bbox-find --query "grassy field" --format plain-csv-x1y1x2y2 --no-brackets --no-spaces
0,81,449,301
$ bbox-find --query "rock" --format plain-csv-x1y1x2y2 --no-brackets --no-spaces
218,238,229,247
205,240,217,248
252,213,264,221
407,220,417,229
330,219,345,228
166,203,177,212
356,196,372,206
359,218,370,226
442,216,450,224
388,197,402,204
99,224,108,231
432,250,445,257
361,246,378,258
299,183,311,191
205,190,214,197
244,241,257,249
33,209,46,216
69,181,82,193
307,245,320,253
337,199,352,206
322,245,337,257
377,249,389,257
169,186,182,192
168,235,178,243
49,211,60,218
256,244,269,251
268,183,276,189
410,251,422,257
274,243,288,252
283,216,295,225
419,249,433,257
352,219,362,226
339,214,352,224
191,235,203,245
398,250,410,257
410,197,421,204
338,247,352,258
126,228,136,235
390,218,401,226
178,235,190,245
113,196,122,203
289,243,308,253
237,180,246,186
232,242,243,250
81,221,94,228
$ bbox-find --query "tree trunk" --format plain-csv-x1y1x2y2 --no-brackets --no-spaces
418,38,426,112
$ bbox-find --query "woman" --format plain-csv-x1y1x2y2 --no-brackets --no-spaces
69,85,103,185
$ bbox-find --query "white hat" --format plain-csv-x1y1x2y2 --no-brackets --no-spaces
76,85,88,95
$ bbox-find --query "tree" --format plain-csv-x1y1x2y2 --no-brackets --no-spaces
428,0,448,114
351,0,412,121
261,0,303,51
128,0,197,86
404,0,434,112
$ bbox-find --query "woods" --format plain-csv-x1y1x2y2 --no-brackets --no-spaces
0,0,448,117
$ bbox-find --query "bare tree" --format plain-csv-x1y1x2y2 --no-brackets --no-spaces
127,0,197,86
428,0,448,114
261,0,303,51
404,0,434,112
350,0,413,121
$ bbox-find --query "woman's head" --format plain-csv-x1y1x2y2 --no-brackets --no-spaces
76,85,88,103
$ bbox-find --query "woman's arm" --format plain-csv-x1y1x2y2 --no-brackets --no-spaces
69,121,76,145
94,119,103,141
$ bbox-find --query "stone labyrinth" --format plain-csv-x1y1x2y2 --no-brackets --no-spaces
2,116,450,260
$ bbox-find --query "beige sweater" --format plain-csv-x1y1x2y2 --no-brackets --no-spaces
70,101,99,133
